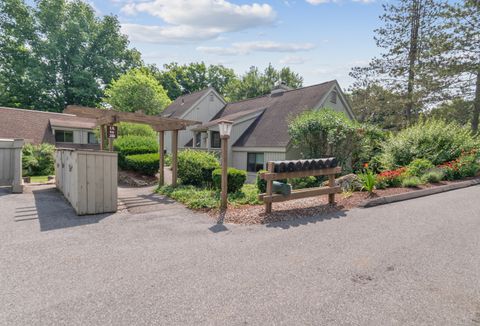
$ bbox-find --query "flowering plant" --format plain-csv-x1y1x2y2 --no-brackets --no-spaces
377,167,406,187
358,163,377,193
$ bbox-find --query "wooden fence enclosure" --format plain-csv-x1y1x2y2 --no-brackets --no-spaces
259,158,342,213
56,149,117,215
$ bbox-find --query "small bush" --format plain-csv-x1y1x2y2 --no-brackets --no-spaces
401,176,422,188
22,143,55,176
228,184,261,206
421,170,444,183
124,153,159,176
158,185,219,209
256,170,267,193
358,168,376,193
406,158,434,177
439,151,480,180
178,150,220,187
380,119,479,169
212,168,247,193
352,124,389,173
114,135,158,167
289,176,321,190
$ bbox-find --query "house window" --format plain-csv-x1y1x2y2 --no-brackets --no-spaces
55,130,74,143
247,153,264,172
330,91,337,104
88,132,98,144
211,131,221,148
195,132,202,147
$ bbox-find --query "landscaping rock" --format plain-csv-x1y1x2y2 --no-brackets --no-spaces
323,173,362,191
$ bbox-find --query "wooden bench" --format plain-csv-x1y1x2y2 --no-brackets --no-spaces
258,160,342,213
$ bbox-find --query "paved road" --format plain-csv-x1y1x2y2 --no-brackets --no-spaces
1,185,479,325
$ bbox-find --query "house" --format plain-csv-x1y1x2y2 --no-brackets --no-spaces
0,107,99,149
161,80,355,182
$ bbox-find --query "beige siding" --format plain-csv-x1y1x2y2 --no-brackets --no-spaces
165,90,225,153
232,149,285,183
52,127,93,145
318,86,353,119
0,139,23,191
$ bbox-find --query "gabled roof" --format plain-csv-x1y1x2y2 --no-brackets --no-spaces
0,107,96,144
192,107,266,131
161,88,212,118
213,80,338,148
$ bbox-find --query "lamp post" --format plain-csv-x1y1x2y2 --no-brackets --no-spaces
218,120,233,210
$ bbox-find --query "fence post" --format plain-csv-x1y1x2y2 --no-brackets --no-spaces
265,161,274,213
328,173,336,204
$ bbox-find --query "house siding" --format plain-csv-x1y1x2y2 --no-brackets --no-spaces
165,90,225,153
232,148,285,183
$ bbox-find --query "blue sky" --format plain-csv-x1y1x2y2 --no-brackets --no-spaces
90,0,385,89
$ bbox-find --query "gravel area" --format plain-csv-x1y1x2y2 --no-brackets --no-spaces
211,177,480,225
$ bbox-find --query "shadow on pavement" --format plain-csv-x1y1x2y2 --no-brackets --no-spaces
265,208,349,229
14,186,112,232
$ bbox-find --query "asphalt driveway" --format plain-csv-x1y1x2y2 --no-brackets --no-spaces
0,185,479,325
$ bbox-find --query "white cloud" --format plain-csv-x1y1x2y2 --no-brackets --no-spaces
197,41,315,55
279,55,307,65
305,0,337,4
120,0,276,42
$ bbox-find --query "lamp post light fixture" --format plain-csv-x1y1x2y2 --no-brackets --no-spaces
218,120,233,210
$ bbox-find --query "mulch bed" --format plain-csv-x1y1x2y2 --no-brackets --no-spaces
207,177,480,225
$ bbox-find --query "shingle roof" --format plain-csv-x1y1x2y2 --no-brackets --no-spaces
161,88,211,118
214,81,336,148
0,107,96,144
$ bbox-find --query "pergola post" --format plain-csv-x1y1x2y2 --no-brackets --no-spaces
171,130,178,187
158,131,165,186
108,125,113,151
100,125,105,150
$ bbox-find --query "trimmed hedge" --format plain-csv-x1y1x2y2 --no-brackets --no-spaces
178,150,220,187
124,153,159,176
212,168,247,193
113,135,158,167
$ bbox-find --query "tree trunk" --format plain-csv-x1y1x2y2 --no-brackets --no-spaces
406,0,421,122
471,70,480,134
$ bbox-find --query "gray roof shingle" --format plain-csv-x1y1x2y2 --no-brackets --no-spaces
162,88,211,118
214,81,336,148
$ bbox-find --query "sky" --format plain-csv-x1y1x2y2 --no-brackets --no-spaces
89,0,385,89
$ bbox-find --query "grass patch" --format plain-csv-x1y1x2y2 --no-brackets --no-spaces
29,176,50,183
157,183,261,209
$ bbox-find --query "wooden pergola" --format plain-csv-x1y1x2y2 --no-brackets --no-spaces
64,105,199,186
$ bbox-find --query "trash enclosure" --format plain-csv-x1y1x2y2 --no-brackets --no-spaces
56,149,117,215
0,138,24,193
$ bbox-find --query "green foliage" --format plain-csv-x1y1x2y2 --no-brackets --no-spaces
158,185,219,209
439,152,480,180
157,184,260,209
406,158,434,177
380,119,479,169
401,176,422,188
178,150,220,187
124,153,158,176
427,99,473,127
224,64,303,101
113,136,158,167
104,69,171,115
352,124,389,172
212,168,247,193
289,176,321,190
22,143,55,176
358,168,376,193
117,122,156,138
256,170,267,193
377,167,406,188
421,170,444,183
288,109,358,168
0,0,141,112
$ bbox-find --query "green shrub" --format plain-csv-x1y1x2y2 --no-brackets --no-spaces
352,124,389,173
113,135,158,167
212,168,247,193
289,176,320,190
178,150,220,187
380,119,479,169
401,176,422,188
406,158,434,177
421,170,444,183
256,170,267,193
227,184,261,206
117,122,157,138
22,143,55,176
439,152,480,180
288,109,359,169
158,185,219,209
124,153,159,176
